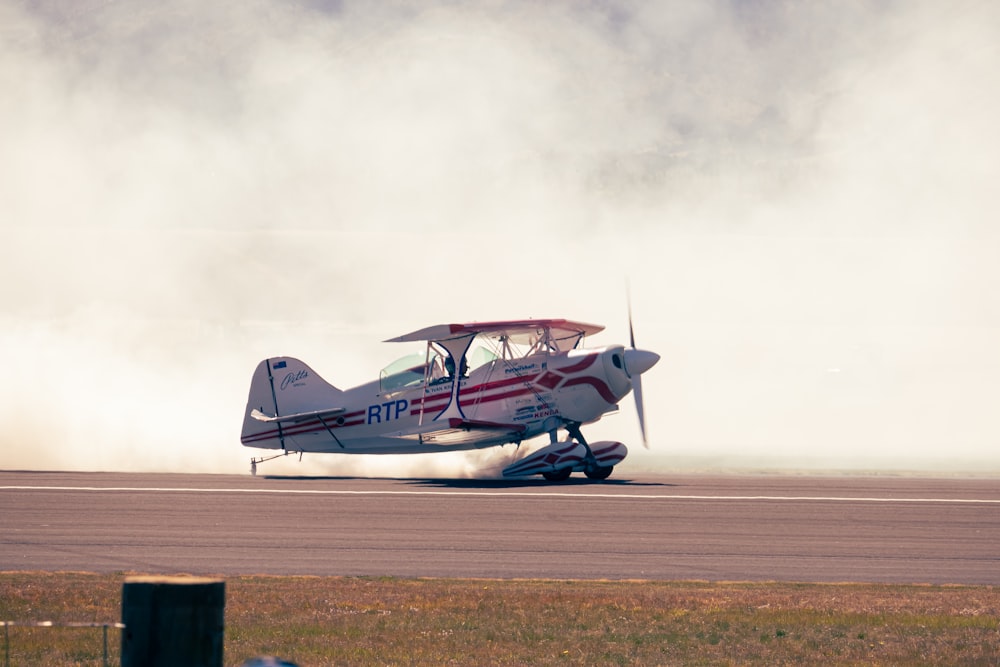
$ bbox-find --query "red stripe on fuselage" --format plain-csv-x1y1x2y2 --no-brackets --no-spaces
409,373,542,407
560,376,620,404
243,354,617,445
556,353,598,374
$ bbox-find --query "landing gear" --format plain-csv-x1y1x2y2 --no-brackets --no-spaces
584,465,614,480
566,422,608,482
249,450,298,476
538,422,620,482
502,424,628,483
542,468,573,482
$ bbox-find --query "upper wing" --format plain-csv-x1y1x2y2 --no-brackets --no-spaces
385,319,605,344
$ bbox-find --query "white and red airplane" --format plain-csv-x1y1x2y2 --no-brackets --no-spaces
240,318,659,481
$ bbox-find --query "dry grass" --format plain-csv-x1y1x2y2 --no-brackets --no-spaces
1,572,998,666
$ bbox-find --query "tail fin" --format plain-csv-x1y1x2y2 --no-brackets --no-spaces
240,357,344,450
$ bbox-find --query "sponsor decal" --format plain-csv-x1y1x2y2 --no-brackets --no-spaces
513,403,556,422
367,399,410,424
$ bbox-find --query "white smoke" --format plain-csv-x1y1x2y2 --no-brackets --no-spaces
1,0,998,475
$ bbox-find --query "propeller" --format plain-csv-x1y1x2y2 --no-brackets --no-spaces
622,289,660,448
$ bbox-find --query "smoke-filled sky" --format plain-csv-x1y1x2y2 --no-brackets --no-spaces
2,0,998,476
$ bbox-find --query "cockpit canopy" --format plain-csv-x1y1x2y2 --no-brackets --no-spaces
379,342,500,393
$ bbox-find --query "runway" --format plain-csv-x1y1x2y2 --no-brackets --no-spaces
1,471,998,584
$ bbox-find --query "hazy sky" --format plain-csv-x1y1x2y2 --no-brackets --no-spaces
2,0,998,476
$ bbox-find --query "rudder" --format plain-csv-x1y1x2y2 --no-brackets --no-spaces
240,357,343,450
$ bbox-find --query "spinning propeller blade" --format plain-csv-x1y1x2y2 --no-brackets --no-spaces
623,287,659,448
633,373,648,448
627,287,637,349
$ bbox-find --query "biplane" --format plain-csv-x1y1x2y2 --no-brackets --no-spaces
240,318,659,481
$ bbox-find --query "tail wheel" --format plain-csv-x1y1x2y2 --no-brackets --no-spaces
585,465,613,480
542,468,572,482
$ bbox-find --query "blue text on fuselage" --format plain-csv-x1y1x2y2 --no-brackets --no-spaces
367,399,409,424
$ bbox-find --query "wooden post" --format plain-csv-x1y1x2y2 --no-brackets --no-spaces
121,576,225,667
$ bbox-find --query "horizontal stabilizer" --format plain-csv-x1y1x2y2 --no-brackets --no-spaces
503,441,588,477
251,407,346,424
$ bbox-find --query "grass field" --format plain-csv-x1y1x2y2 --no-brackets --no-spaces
1,572,998,666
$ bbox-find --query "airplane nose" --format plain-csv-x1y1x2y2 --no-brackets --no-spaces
623,348,660,377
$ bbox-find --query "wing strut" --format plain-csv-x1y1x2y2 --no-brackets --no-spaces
317,415,346,449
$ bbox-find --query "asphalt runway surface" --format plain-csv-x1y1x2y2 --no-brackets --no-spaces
1,471,998,584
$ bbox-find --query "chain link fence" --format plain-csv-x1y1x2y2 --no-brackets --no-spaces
1,621,125,667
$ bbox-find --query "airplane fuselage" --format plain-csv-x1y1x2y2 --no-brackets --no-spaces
241,345,631,455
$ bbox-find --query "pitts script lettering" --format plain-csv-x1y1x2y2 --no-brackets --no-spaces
280,370,309,390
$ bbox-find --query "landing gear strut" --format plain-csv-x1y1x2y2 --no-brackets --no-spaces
565,422,615,482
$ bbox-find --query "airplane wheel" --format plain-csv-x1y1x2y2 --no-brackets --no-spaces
542,468,572,482
585,465,613,480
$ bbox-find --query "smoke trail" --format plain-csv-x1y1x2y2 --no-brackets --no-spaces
1,0,998,475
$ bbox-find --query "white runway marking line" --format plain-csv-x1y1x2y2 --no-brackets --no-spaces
2,485,999,504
